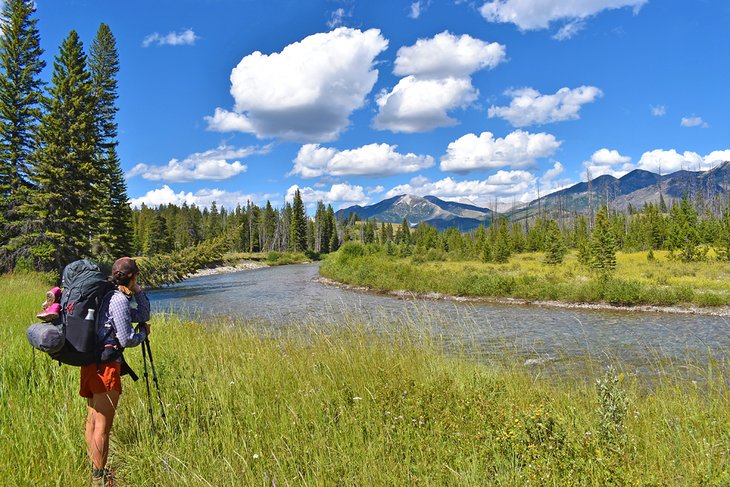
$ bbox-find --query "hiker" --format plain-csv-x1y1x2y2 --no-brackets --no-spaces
82,256,151,485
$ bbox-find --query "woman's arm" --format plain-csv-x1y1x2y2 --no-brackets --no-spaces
109,292,147,348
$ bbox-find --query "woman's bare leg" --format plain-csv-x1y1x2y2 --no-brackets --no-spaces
86,391,120,471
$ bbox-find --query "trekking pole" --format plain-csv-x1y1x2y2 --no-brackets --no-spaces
141,335,156,434
144,338,167,425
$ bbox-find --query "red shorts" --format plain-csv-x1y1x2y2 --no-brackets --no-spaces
79,361,122,398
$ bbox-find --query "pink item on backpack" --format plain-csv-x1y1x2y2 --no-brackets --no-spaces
37,302,61,322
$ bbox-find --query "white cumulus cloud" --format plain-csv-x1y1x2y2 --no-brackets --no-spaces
541,161,564,181
582,148,633,178
290,143,434,178
127,145,269,182
440,130,561,173
287,183,369,208
480,0,647,31
385,170,536,205
374,77,478,133
393,31,506,78
374,32,506,133
142,29,198,48
206,28,388,142
130,186,264,209
488,86,603,127
680,116,709,128
635,149,726,174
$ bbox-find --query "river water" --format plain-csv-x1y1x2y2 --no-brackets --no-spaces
147,263,729,375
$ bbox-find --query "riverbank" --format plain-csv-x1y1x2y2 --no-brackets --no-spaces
2,272,729,485
185,251,315,278
187,260,266,277
314,275,730,317
320,244,730,312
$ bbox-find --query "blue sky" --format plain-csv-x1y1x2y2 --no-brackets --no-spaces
32,0,730,211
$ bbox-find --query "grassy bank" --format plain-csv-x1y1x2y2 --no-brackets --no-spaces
320,244,730,308
1,273,729,485
224,250,317,266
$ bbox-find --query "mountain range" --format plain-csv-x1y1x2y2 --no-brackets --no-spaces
337,162,730,231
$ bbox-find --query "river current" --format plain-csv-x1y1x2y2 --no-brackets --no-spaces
147,263,729,375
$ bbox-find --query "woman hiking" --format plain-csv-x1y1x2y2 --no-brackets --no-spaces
81,257,151,486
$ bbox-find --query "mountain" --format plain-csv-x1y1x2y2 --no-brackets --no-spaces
512,162,730,221
336,194,495,231
338,162,730,230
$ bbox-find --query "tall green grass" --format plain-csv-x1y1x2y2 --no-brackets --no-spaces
1,273,728,485
321,244,730,308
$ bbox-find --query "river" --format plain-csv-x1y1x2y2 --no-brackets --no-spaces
147,263,729,376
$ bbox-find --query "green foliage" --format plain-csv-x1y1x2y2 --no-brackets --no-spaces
590,206,617,274
596,367,629,450
543,220,567,265
0,0,45,271
289,189,307,252
14,30,98,271
135,237,228,287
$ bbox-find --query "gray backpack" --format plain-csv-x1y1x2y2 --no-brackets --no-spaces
26,259,114,366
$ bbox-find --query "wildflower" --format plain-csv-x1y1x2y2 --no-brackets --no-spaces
253,453,260,459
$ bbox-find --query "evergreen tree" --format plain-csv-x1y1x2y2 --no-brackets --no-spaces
15,31,97,270
290,189,307,252
668,195,703,262
145,212,174,255
399,217,411,245
590,205,617,274
327,205,339,252
543,219,566,265
89,23,132,259
0,0,45,269
716,207,730,261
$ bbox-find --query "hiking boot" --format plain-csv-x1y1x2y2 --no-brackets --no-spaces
91,467,117,487
37,302,60,322
41,287,62,310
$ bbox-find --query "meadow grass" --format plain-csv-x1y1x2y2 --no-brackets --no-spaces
320,247,730,308
1,273,729,485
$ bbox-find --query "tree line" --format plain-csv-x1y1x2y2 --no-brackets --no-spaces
0,0,132,272
339,194,730,275
131,190,340,257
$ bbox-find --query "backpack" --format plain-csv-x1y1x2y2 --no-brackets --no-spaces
26,259,114,366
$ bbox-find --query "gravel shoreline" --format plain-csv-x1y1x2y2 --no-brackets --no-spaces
313,276,730,317
188,260,267,277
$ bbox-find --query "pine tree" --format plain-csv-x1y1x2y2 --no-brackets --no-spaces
93,146,132,260
399,217,410,245
16,31,97,271
89,23,132,260
0,0,45,270
716,207,730,261
543,219,566,265
290,189,307,252
590,205,616,274
327,205,339,252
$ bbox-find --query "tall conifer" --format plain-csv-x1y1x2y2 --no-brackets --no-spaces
89,23,132,260
18,31,97,270
289,189,307,252
0,0,45,269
